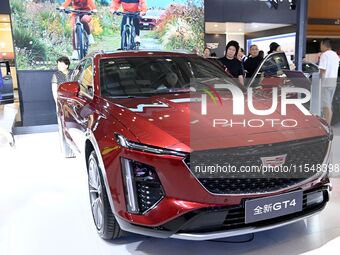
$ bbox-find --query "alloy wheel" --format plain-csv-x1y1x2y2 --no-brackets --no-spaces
88,156,104,230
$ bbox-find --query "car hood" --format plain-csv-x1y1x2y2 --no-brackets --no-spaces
106,93,328,152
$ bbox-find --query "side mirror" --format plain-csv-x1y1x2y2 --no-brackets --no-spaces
58,81,80,97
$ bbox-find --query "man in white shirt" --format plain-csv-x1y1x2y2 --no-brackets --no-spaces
319,38,339,124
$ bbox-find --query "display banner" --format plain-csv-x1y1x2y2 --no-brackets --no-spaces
10,0,204,70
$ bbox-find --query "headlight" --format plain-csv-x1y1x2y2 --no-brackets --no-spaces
115,134,187,157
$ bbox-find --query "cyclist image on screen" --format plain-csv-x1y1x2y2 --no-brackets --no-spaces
59,0,98,59
110,0,147,47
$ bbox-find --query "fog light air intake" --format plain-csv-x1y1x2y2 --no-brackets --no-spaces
121,158,164,214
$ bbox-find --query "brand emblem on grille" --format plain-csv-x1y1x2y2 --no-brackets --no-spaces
260,154,287,167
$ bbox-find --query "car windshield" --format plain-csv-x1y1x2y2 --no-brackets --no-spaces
303,63,319,73
99,56,243,97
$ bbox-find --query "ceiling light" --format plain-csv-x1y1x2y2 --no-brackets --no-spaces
256,0,294,10
265,0,279,10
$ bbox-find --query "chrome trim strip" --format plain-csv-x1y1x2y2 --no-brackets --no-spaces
183,138,332,197
170,199,328,241
127,103,169,112
140,195,165,215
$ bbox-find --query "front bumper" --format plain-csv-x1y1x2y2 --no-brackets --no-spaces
115,184,331,240
109,134,332,240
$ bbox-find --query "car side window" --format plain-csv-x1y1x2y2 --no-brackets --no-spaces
71,59,94,98
303,63,319,73
79,60,94,97
260,53,289,77
72,60,86,82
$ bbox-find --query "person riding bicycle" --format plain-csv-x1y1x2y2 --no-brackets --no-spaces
59,0,98,59
110,0,147,45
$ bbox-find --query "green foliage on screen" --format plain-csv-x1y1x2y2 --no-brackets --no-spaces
10,0,204,70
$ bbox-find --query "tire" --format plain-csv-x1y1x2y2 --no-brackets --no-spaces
122,28,130,50
87,151,121,240
131,27,136,50
57,117,75,158
126,30,132,50
121,30,125,50
75,25,83,60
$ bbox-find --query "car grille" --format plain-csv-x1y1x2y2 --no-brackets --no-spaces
185,136,329,194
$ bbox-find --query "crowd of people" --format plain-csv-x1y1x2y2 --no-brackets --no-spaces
202,41,273,86
202,41,285,85
202,38,339,125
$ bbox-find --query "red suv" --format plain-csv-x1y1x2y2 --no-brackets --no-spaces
57,51,332,240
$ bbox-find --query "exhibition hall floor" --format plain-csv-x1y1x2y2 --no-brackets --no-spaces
1,132,340,255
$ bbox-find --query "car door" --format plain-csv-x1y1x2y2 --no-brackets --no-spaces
302,62,319,79
63,58,95,152
247,52,291,89
248,52,312,105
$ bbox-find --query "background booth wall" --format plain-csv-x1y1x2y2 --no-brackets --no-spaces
0,1,11,14
17,70,56,126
